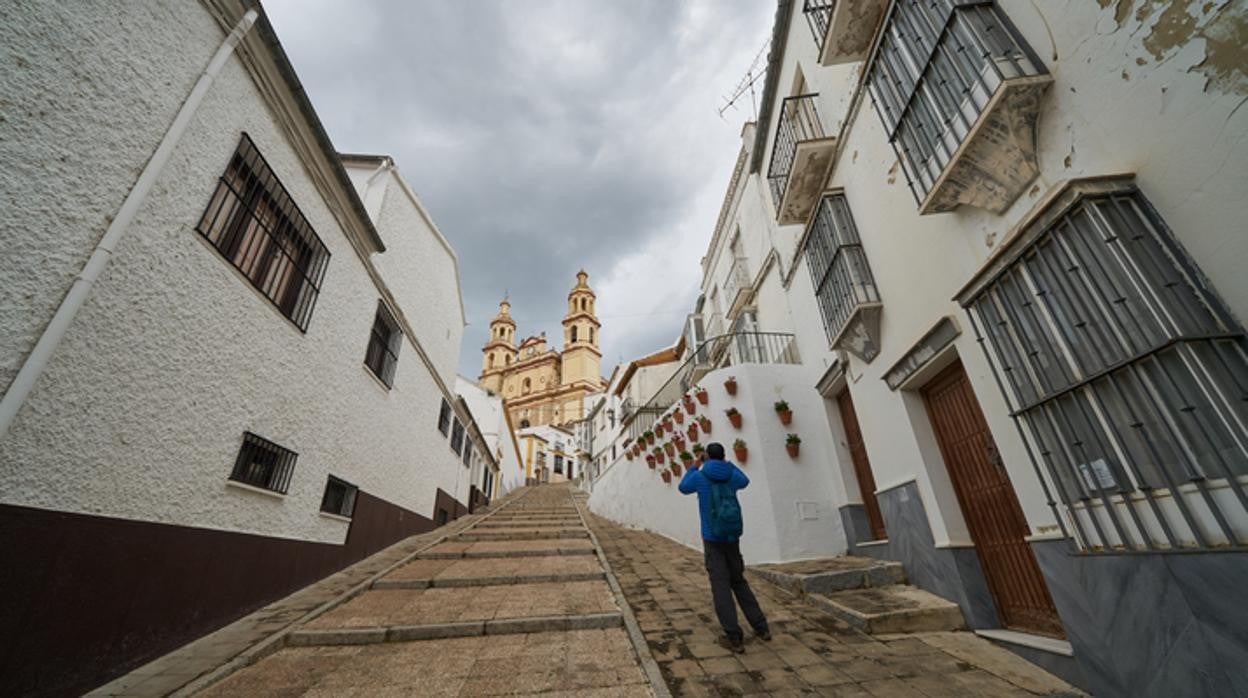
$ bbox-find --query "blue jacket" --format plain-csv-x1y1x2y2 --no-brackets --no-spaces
678,458,749,542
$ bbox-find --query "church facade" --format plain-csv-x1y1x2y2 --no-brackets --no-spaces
479,271,606,428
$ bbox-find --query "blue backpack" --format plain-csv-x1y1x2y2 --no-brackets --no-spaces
708,479,743,542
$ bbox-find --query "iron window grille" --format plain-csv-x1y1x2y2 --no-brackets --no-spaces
865,0,1045,207
803,0,836,49
196,134,330,331
364,301,401,387
767,93,825,210
450,418,465,455
229,432,297,495
462,438,473,467
965,189,1248,553
438,398,452,436
803,194,881,343
320,476,358,518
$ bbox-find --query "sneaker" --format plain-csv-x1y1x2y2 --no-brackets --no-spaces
756,628,772,642
719,635,746,654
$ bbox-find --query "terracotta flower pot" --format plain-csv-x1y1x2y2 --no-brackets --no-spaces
674,437,686,451
683,398,696,415
656,452,665,464
728,412,742,429
786,443,800,458
734,447,748,463
661,470,672,484
671,463,682,476
646,433,655,445
725,378,737,396
688,423,699,440
696,389,709,405
664,442,675,457
698,417,711,434
681,457,693,468
778,409,792,426
646,455,655,469
674,410,684,424
626,451,634,461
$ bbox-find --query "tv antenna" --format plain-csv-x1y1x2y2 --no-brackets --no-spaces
718,38,770,122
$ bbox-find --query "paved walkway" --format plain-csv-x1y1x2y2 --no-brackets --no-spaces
584,510,1082,697
191,485,656,697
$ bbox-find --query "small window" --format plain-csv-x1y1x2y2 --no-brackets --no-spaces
435,508,449,526
462,438,473,467
320,476,357,518
571,326,578,343
450,418,465,455
364,301,401,387
554,455,563,474
196,134,330,331
437,398,452,435
589,327,595,344
229,432,297,494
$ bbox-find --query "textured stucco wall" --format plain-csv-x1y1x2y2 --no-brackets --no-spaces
0,0,469,543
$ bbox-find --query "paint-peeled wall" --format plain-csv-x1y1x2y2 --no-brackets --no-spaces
590,364,848,563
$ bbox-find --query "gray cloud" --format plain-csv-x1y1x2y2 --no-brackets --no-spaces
265,0,771,378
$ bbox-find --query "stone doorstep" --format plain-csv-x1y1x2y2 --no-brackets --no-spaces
371,571,605,589
808,586,966,635
284,613,623,647
417,547,597,560
453,530,589,542
750,557,906,596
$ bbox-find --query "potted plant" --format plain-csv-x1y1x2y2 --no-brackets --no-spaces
680,450,693,467
626,448,634,461
673,433,686,450
664,441,675,457
644,430,655,445
733,438,748,464
661,470,672,484
670,462,683,476
696,387,709,405
724,376,738,396
786,433,802,458
663,415,674,430
674,409,685,425
691,443,705,459
646,453,656,468
683,394,696,415
687,422,699,440
656,423,665,438
697,415,711,434
775,400,793,426
725,407,742,429
654,447,665,464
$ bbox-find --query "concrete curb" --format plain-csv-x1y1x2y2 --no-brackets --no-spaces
574,495,672,698
172,487,536,696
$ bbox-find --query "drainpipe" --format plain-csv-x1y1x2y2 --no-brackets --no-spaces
0,9,259,441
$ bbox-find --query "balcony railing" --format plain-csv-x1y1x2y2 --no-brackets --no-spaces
723,257,751,318
805,194,881,361
627,332,799,439
867,1,1049,214
804,0,887,66
767,94,825,215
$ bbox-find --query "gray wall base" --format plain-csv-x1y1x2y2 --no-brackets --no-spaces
988,638,1086,691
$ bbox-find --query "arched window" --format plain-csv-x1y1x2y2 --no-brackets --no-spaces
571,326,578,343
589,327,595,343
522,377,531,394
506,354,511,365
520,419,530,428
488,354,495,369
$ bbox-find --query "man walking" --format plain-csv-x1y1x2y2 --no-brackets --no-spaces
678,441,770,653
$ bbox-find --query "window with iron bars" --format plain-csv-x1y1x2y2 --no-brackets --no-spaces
462,437,474,467
364,301,401,387
866,0,1044,207
320,476,358,518
229,432,297,495
965,189,1248,552
437,398,452,436
196,134,330,331
450,418,465,455
803,194,880,344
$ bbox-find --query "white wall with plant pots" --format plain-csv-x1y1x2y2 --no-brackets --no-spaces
588,363,851,564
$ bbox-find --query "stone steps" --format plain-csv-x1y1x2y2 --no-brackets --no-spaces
418,545,597,559
453,529,588,542
808,585,965,634
286,612,624,646
476,519,582,528
750,556,906,595
372,571,606,589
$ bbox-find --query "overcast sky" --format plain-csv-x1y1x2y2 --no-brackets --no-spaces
265,0,773,379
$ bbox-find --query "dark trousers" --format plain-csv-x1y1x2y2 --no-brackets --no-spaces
703,539,768,641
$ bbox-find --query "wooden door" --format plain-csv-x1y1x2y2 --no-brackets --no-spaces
837,391,886,540
922,361,1063,637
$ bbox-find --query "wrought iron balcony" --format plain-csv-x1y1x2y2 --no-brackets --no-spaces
627,332,800,439
723,257,752,319
803,0,888,66
804,194,882,362
767,94,838,225
867,0,1051,215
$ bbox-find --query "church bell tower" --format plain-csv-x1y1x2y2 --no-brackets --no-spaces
560,271,602,391
479,298,517,393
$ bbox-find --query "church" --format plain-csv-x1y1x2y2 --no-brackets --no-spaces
479,271,607,428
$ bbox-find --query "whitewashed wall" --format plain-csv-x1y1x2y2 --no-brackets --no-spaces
0,0,470,544
589,364,848,563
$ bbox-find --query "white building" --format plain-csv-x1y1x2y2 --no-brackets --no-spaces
457,375,525,498
0,2,486,694
590,1,1248,695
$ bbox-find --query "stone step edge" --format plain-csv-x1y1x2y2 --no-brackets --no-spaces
750,560,906,596
286,612,623,647
476,521,584,528
806,587,966,634
453,531,589,542
418,548,597,560
372,571,605,589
